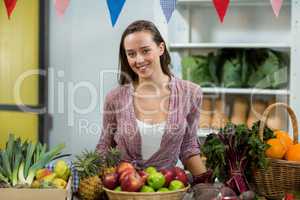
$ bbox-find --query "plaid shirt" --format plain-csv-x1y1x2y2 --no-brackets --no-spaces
96,76,202,170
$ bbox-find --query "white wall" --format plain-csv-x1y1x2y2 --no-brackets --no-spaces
48,0,166,156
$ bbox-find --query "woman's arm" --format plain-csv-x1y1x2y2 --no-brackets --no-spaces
179,86,207,176
184,154,206,175
96,95,117,155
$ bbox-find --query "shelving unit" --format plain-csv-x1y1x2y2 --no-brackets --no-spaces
169,43,291,49
201,88,289,95
165,0,300,135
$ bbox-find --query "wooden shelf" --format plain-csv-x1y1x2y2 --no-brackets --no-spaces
201,87,290,95
177,0,291,6
169,43,291,49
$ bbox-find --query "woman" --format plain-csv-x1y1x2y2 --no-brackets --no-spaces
97,20,211,183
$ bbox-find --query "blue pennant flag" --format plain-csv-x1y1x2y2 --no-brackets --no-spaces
106,0,126,27
160,0,176,22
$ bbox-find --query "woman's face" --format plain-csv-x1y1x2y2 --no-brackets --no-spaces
123,31,164,80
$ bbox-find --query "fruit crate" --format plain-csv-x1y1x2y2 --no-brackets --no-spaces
103,185,190,200
0,176,72,200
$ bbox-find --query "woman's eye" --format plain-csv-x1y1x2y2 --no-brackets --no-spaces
127,52,135,57
143,49,150,54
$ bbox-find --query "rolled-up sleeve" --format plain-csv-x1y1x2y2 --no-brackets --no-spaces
96,95,117,156
179,87,202,163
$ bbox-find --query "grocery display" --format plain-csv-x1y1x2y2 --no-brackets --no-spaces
1,1,300,200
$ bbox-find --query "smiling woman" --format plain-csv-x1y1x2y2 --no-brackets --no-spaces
97,20,211,185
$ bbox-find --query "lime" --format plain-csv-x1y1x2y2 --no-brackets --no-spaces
157,187,169,192
147,172,165,190
145,166,157,175
169,180,184,191
140,185,155,192
114,186,121,191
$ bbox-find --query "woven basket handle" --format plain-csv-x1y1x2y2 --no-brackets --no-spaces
259,102,299,144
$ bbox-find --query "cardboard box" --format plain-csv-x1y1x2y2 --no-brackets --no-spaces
0,177,72,200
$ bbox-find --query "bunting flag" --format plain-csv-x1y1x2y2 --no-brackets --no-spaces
212,0,230,23
270,0,283,17
106,0,126,27
4,0,17,19
55,0,70,17
160,0,176,23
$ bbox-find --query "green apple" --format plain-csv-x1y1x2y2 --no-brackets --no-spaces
140,185,155,192
145,166,157,175
147,172,165,190
157,187,169,192
114,186,121,191
169,180,184,191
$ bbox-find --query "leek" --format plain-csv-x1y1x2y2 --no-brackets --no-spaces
18,162,26,185
24,143,65,185
1,151,12,184
0,172,9,184
23,142,36,178
11,139,22,186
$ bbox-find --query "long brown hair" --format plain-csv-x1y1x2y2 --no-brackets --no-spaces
118,20,172,85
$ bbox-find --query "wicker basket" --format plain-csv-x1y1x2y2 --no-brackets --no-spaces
252,103,300,200
103,185,190,200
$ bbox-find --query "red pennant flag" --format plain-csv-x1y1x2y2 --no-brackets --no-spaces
271,0,283,17
213,0,230,23
55,0,70,17
4,0,17,19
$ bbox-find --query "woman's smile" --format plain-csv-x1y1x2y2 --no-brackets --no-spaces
136,64,149,73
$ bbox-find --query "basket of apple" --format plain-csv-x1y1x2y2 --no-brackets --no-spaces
102,162,190,200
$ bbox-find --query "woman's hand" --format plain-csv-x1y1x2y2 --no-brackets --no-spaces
184,155,213,185
184,155,206,175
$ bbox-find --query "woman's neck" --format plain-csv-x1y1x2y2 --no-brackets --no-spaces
137,73,170,92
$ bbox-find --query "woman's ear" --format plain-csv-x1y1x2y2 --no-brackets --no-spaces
159,42,165,56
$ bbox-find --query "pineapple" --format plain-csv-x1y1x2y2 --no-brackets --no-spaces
101,147,121,178
74,150,104,200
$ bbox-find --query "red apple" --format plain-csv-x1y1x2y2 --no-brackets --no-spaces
172,167,188,186
120,171,143,192
138,170,149,184
117,162,135,175
119,169,135,183
103,173,119,190
160,168,175,187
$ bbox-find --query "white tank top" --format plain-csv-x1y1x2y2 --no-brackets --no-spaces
136,119,166,160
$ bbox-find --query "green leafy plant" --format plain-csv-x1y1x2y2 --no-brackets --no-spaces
181,54,218,87
0,134,65,187
201,122,274,194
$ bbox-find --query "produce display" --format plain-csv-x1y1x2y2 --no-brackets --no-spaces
210,98,228,129
0,134,66,189
74,147,121,200
102,162,189,193
182,49,288,89
266,130,300,161
31,160,70,189
201,122,273,195
199,97,286,130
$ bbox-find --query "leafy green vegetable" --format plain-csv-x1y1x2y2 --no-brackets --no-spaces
201,122,274,194
222,58,243,87
181,55,217,87
181,49,288,89
0,134,65,187
248,50,287,89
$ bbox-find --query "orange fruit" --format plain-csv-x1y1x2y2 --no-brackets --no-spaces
265,138,287,159
285,144,300,161
275,130,293,148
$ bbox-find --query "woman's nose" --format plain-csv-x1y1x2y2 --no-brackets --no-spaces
136,53,145,63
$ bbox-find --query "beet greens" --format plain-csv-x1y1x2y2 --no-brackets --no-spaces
201,122,274,194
